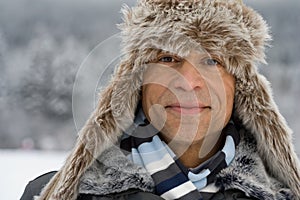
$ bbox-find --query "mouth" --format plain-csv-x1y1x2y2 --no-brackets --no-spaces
165,102,211,115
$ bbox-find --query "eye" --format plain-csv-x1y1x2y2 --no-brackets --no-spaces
205,58,219,66
202,58,222,66
158,55,180,63
159,56,175,62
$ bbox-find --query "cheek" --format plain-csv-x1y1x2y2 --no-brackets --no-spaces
142,84,165,117
228,76,235,103
225,76,235,120
226,82,235,103
141,85,150,117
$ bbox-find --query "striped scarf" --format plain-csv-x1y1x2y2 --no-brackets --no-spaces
121,107,240,200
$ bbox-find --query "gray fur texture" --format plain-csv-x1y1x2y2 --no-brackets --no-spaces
79,146,154,195
77,130,295,199
216,129,296,200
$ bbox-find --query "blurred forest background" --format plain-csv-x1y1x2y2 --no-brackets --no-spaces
0,0,299,155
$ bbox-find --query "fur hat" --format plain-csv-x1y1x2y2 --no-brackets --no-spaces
37,0,300,199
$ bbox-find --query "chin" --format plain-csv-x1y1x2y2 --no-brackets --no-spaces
160,128,207,144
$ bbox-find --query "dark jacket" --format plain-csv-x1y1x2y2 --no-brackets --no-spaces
21,173,256,200
21,131,294,200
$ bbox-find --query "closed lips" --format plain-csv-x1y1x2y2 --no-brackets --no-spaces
165,103,210,114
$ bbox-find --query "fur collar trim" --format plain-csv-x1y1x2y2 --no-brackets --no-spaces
216,129,296,200
78,146,154,195
36,0,300,199
74,131,295,199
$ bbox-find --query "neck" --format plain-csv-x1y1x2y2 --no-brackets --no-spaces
168,134,225,168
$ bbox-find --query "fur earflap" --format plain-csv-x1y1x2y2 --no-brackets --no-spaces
36,0,300,199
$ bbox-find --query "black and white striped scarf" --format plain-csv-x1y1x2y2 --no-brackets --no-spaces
121,107,240,199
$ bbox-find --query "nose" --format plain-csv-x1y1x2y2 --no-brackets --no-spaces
172,60,205,91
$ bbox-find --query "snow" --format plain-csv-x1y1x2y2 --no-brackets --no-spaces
0,149,67,200
1,147,299,200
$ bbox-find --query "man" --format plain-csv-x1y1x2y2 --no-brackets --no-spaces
21,0,300,199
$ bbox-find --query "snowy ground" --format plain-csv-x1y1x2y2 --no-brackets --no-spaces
0,149,67,200
2,148,299,200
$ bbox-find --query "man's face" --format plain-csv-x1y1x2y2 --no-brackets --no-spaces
142,50,235,151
